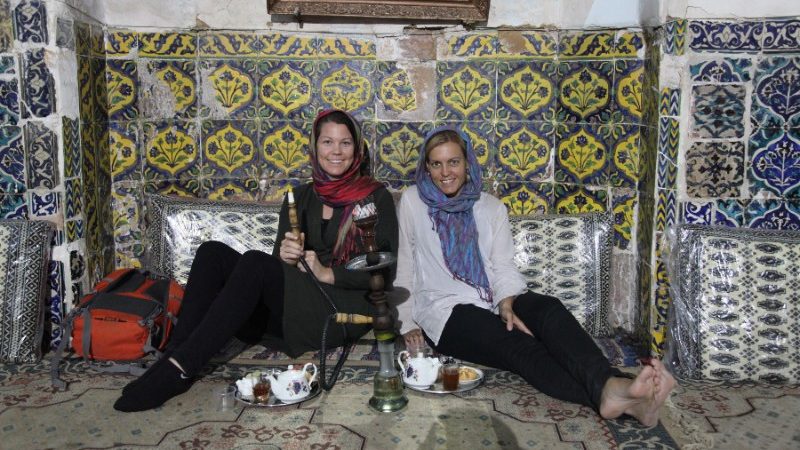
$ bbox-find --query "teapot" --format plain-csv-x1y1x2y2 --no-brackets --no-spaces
397,350,441,388
269,363,318,402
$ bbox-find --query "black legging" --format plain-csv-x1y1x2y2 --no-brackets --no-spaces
166,241,285,376
429,291,622,410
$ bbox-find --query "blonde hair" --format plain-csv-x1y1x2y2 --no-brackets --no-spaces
424,129,466,162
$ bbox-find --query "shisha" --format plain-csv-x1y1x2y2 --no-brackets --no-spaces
287,189,407,413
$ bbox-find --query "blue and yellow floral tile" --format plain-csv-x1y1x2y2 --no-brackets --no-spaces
458,121,494,177
436,61,495,122
516,31,558,58
682,201,712,225
612,189,637,250
262,33,316,58
745,199,800,229
751,57,800,129
200,59,259,118
496,60,557,122
689,58,752,83
91,57,109,119
655,189,676,233
685,141,745,198
689,20,763,52
317,36,375,59
497,181,552,215
763,19,800,53
201,120,258,179
748,132,800,198
143,174,203,198
553,184,607,213
140,60,197,119
714,199,745,227
316,60,375,121
613,31,643,58
257,60,315,121
77,57,94,122
691,84,745,139
494,121,551,182
109,121,140,181
105,59,138,121
613,60,643,123
556,60,614,124
139,32,197,58
142,121,198,180
554,124,609,185
0,126,24,194
558,31,615,59
375,61,417,116
199,32,264,57
105,30,137,56
89,24,104,57
445,33,500,59
205,178,259,201
259,120,311,179
373,121,431,182
609,125,639,188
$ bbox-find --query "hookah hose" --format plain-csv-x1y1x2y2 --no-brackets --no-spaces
297,256,352,391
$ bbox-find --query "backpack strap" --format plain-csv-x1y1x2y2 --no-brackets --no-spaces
50,307,82,390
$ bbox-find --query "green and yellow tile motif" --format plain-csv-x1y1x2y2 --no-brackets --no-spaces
105,30,137,56
139,32,196,58
559,31,615,58
262,33,315,57
318,61,374,119
143,121,198,178
109,122,139,181
260,121,310,178
496,122,550,181
317,37,375,58
555,125,607,185
437,62,495,121
612,190,637,249
377,62,416,114
202,121,257,177
258,61,314,120
105,60,138,121
521,32,558,58
499,182,552,215
205,60,258,117
554,185,607,213
447,33,500,58
375,122,430,181
199,32,263,57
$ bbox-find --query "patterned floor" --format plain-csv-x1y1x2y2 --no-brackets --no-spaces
1,358,798,449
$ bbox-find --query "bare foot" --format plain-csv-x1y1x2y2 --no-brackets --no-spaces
599,362,674,427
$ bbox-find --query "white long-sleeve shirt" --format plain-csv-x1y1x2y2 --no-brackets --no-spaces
393,186,528,344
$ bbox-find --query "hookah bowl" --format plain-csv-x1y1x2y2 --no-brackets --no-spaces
344,215,408,413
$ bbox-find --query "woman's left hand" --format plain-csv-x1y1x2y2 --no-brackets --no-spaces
498,296,534,337
299,250,335,284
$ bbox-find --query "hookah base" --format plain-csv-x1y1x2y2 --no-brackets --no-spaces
368,374,408,413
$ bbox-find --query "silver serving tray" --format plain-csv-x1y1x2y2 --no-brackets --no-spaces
235,382,321,407
345,252,396,271
404,367,484,394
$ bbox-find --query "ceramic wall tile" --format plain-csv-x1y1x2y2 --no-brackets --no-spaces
258,60,315,120
496,60,557,122
614,59,643,123
29,191,57,216
0,0,12,51
656,150,677,190
24,121,57,189
317,37,375,58
659,88,680,117
111,182,143,267
557,60,614,124
142,121,198,180
69,249,85,280
517,31,559,58
655,189,676,232
140,60,197,119
65,218,83,242
613,31,644,58
13,0,47,44
74,21,90,57
446,33,500,59
683,201,713,225
690,58,752,83
316,60,376,121
199,32,262,57
554,184,608,213
0,193,25,217
0,55,14,74
375,61,417,116
691,85,745,139
201,120,258,178
62,116,80,178
436,61,495,122
748,132,800,198
259,120,310,179
373,121,430,182
261,33,316,57
138,32,196,58
689,20,763,52
714,199,745,227
609,125,640,188
105,59,138,121
663,19,686,55
555,124,608,185
559,31,615,58
199,59,258,119
497,181,552,215
22,48,56,118
762,19,800,53
65,177,82,219
48,260,65,349
746,199,800,229
459,121,495,178
105,30,137,56
612,189,637,249
686,141,745,198
56,17,74,50
0,79,18,125
751,57,800,129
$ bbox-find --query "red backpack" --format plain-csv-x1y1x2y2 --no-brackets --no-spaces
51,269,184,389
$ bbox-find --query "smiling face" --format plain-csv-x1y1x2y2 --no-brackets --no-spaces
426,140,467,197
315,122,355,179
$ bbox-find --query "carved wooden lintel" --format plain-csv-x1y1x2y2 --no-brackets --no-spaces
267,0,490,22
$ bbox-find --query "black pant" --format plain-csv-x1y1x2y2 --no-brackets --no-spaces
166,241,285,376
430,291,621,411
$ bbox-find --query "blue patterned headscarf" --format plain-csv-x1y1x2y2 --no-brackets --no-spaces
415,127,493,303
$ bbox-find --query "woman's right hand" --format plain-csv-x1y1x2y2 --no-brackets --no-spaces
279,231,305,265
403,328,425,350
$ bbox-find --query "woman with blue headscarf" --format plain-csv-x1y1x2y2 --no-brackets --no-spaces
394,128,674,427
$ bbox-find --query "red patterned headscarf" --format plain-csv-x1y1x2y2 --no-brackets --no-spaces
310,109,382,266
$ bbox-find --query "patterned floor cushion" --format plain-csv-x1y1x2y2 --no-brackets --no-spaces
145,195,282,286
0,219,54,363
670,224,800,383
509,213,612,336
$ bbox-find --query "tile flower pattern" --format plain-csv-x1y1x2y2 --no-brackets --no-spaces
202,120,257,178
376,62,416,114
13,0,47,44
1,126,25,194
686,141,744,198
495,122,551,181
749,133,800,198
0,79,19,125
557,61,613,123
555,125,608,185
22,48,56,118
497,61,556,121
374,122,430,181
259,60,314,120
690,58,752,83
689,21,763,52
437,62,495,122
751,57,800,129
24,121,58,190
691,85,745,139
318,61,375,120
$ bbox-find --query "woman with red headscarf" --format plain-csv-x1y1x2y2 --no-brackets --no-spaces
115,110,398,412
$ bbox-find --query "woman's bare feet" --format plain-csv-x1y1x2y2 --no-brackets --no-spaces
598,360,676,427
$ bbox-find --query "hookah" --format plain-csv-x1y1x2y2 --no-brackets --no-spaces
287,189,408,413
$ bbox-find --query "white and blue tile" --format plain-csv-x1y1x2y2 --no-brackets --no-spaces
0,126,24,193
691,85,745,139
0,79,19,125
29,191,58,216
0,194,25,218
0,56,15,75
683,201,713,225
690,58,752,83
762,19,800,53
748,132,800,198
746,200,800,230
13,0,48,44
685,141,745,198
714,199,745,227
24,121,58,189
48,260,65,349
21,48,56,118
689,20,763,52
751,57,800,129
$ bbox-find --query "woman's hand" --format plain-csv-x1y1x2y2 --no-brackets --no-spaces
279,231,305,266
403,328,425,350
498,296,534,337
298,250,334,284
